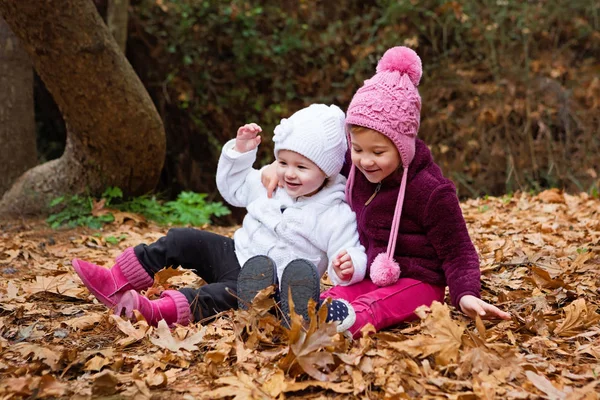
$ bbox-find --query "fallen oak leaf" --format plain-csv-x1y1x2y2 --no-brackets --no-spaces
261,369,287,397
553,298,600,337
525,370,571,399
110,314,150,346
154,267,186,285
12,343,64,371
145,369,168,389
149,319,205,352
283,380,354,394
85,354,113,372
63,312,105,331
201,372,268,399
279,298,345,382
388,302,465,365
92,370,120,397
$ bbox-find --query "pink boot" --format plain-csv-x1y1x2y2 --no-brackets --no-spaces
72,248,154,307
115,290,191,326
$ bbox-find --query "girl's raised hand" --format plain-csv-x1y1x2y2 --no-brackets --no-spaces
459,295,511,320
235,123,262,153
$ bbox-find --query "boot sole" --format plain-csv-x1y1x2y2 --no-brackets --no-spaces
237,255,277,310
280,259,320,327
114,290,139,320
72,259,117,308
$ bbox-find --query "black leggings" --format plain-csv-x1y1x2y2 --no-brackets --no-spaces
134,228,240,323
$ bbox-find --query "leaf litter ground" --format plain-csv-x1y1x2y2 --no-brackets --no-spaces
0,189,599,399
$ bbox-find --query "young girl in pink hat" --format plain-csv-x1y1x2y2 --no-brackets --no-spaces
263,46,511,338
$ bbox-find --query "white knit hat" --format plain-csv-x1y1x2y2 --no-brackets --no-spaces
273,104,347,177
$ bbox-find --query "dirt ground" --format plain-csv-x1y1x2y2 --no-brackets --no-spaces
1,189,599,399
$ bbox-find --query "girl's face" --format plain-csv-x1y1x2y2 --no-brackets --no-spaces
350,127,401,183
276,150,327,198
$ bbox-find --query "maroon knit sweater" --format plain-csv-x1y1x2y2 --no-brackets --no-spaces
344,139,481,306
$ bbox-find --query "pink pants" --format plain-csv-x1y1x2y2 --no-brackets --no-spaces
321,278,445,338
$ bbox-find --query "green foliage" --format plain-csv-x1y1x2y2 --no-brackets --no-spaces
116,191,231,226
46,195,114,229
47,188,230,229
129,0,599,199
105,235,128,245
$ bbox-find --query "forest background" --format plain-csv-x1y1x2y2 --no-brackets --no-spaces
4,0,599,221
1,1,599,398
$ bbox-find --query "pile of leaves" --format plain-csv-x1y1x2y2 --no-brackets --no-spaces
0,189,599,398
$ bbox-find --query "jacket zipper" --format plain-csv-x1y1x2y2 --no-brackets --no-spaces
364,182,382,206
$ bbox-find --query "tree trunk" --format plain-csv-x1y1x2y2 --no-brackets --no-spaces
0,18,37,197
106,0,129,52
0,0,165,216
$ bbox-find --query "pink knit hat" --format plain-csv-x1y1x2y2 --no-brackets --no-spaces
345,46,422,287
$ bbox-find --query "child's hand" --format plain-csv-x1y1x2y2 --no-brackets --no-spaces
332,250,354,281
459,295,511,320
260,161,283,198
235,123,262,153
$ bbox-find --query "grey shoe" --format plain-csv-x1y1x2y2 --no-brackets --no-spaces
237,255,277,310
280,259,320,327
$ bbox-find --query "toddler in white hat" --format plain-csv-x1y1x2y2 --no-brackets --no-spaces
217,103,365,331
77,104,363,334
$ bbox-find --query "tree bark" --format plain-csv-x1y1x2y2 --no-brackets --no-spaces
0,18,37,197
0,0,165,216
107,0,129,52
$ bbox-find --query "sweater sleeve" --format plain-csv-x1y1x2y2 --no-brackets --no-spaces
423,183,481,307
317,204,367,286
216,139,265,208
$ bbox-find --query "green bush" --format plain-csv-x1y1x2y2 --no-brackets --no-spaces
47,187,230,229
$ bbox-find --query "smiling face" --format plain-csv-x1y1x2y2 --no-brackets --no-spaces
276,150,327,198
349,126,401,183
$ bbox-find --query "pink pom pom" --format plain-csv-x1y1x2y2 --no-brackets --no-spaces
376,46,422,86
369,253,401,287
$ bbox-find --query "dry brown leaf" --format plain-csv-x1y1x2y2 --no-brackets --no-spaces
110,314,150,346
554,298,600,337
526,370,570,399
261,369,287,397
23,275,83,297
12,343,64,371
282,307,344,381
149,319,204,352
201,373,265,399
154,266,186,285
389,302,465,365
205,341,232,364
84,355,112,372
145,370,168,388
63,312,105,331
537,189,565,204
92,370,120,396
